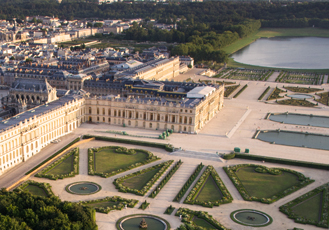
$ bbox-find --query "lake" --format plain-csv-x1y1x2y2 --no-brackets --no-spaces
231,37,329,69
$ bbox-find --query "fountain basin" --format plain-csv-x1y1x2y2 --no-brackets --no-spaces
65,181,101,195
230,209,272,227
117,215,169,230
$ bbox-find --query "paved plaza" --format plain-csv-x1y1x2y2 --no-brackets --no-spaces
1,79,329,229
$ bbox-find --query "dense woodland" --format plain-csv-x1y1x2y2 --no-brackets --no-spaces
0,189,98,230
2,1,329,62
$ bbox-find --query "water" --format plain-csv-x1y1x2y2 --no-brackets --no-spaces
231,37,329,69
269,113,329,128
121,217,166,230
288,94,313,99
234,211,269,225
257,130,329,151
68,183,99,194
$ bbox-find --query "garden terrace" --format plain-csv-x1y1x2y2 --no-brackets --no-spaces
280,182,329,228
224,69,273,81
267,87,285,100
81,196,138,214
113,160,173,196
275,72,323,85
88,146,159,178
17,180,54,197
315,92,329,106
276,99,317,107
224,164,314,204
284,86,323,93
36,148,79,180
184,165,233,208
224,85,239,97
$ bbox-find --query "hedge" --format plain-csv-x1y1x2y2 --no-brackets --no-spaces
80,196,138,214
175,207,229,230
16,180,54,197
83,134,174,152
164,205,175,215
139,200,150,210
224,164,314,204
233,84,248,98
88,146,160,178
233,153,329,170
258,86,271,100
173,163,204,202
184,165,233,208
223,152,235,160
113,160,173,196
280,182,329,228
149,160,183,198
35,148,79,180
25,137,80,175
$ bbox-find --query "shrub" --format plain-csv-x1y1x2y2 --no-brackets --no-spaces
223,152,235,160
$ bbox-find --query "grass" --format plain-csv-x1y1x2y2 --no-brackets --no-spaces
122,168,161,190
195,175,223,202
85,201,119,209
316,92,329,106
291,193,322,221
193,217,217,230
284,86,323,93
47,154,73,175
277,99,317,107
235,166,300,198
95,149,148,174
223,28,329,55
24,185,48,197
224,85,239,97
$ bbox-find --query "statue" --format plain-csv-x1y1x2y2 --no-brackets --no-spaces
139,218,148,229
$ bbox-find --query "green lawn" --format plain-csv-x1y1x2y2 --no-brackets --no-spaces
193,217,217,229
85,201,119,209
122,168,161,190
316,92,329,106
24,185,48,197
291,193,322,221
47,154,73,175
196,175,223,202
235,166,300,198
95,149,148,174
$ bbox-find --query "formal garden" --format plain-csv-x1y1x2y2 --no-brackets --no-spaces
88,146,159,178
267,87,285,100
224,164,314,203
284,86,323,93
280,182,329,228
219,68,274,81
80,196,138,214
113,160,173,196
315,92,329,106
277,98,317,107
224,85,240,97
17,180,54,197
275,72,323,85
35,148,79,180
184,165,233,208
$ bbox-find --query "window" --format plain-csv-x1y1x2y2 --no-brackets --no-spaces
97,117,99,122
149,123,152,128
108,109,111,115
89,107,92,114
108,118,111,122
97,108,99,115
103,117,105,122
103,108,105,115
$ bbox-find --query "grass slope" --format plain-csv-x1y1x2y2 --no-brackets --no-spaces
196,175,223,202
95,149,148,174
235,167,300,198
122,168,161,190
291,193,322,221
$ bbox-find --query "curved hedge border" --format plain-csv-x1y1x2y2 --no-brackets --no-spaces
80,196,138,214
88,146,160,178
35,148,79,180
280,182,329,228
184,165,233,208
116,214,171,230
83,134,175,152
224,164,314,204
149,160,183,198
233,84,248,98
16,180,54,197
258,86,270,100
230,209,273,227
175,207,229,230
65,181,102,195
173,163,204,202
25,137,80,175
113,160,173,196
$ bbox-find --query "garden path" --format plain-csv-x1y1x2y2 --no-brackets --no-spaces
79,148,88,175
267,71,280,82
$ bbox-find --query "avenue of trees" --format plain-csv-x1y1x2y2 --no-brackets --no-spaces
0,189,97,230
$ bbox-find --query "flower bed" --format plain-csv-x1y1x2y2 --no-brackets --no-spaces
224,85,239,97
80,196,138,214
280,182,329,228
88,146,160,178
16,180,54,197
224,164,314,204
113,160,173,196
277,99,317,107
284,86,323,93
184,165,233,208
267,87,285,100
173,163,204,202
175,208,229,230
35,148,79,180
149,160,183,198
